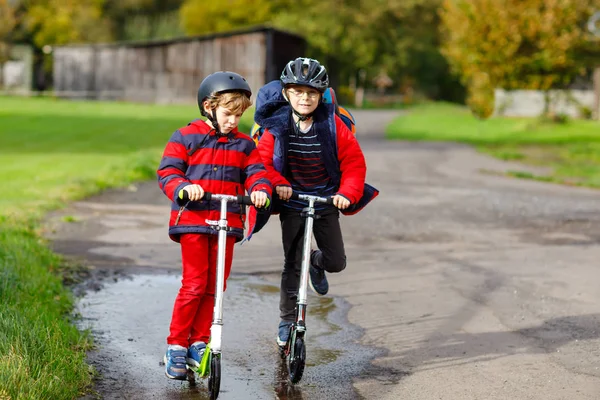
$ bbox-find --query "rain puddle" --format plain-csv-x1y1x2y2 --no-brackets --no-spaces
77,273,377,399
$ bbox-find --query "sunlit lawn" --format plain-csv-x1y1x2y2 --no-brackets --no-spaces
386,102,600,187
0,96,254,218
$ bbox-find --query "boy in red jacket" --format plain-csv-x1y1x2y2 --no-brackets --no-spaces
253,58,378,348
157,71,271,380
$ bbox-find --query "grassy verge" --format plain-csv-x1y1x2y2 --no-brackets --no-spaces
386,102,600,188
0,95,253,399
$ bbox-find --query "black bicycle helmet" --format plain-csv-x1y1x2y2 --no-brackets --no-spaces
280,57,329,92
197,71,251,109
197,71,252,134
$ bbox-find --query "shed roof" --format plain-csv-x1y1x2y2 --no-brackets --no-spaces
53,25,304,49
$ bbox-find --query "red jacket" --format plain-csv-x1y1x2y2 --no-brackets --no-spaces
258,114,366,203
157,119,272,242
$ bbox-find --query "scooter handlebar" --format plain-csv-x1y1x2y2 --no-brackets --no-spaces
178,190,254,206
289,192,334,205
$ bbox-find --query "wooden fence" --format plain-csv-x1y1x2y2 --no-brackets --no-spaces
53,27,306,104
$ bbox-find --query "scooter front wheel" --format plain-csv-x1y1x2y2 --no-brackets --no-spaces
208,353,221,400
288,337,306,384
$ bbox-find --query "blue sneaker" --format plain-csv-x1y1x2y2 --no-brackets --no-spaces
309,263,329,296
164,345,188,380
187,341,206,369
277,321,293,347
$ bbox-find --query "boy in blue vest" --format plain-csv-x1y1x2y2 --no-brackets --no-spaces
252,57,378,348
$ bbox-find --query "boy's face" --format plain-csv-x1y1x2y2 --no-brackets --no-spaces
284,85,320,116
203,103,243,134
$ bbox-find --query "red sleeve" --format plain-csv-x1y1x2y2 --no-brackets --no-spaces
243,143,272,196
257,130,291,187
335,116,366,203
157,130,191,201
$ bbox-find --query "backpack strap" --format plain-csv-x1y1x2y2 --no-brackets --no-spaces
323,87,356,135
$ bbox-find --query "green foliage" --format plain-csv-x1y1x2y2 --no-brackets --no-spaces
24,0,112,47
103,0,184,40
0,0,16,65
180,0,279,35
269,0,451,95
122,10,184,41
466,71,495,119
178,0,459,100
440,0,600,118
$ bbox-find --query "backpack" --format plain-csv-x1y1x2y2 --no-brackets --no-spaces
251,86,356,146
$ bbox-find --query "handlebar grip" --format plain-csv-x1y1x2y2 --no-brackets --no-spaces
178,189,190,202
325,196,334,205
290,192,300,200
237,195,253,206
178,190,212,202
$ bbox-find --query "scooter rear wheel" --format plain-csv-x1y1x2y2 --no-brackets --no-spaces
208,354,221,400
288,337,306,384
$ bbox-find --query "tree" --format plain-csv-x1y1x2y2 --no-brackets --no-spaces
180,0,279,35
24,0,111,48
440,0,600,118
348,0,461,100
0,0,17,86
103,0,184,40
178,0,459,100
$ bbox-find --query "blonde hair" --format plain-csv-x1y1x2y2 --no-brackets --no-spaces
205,91,252,115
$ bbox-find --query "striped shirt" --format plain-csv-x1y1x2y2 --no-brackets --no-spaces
283,123,336,211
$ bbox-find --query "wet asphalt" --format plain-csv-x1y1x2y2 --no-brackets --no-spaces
75,273,376,400
44,109,600,399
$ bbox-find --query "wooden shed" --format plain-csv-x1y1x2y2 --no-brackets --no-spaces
52,26,306,103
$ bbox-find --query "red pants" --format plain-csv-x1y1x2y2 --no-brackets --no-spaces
167,233,235,347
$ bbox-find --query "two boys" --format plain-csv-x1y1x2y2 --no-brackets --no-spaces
157,59,377,379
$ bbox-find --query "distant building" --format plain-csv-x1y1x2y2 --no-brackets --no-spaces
52,26,306,103
1,45,33,93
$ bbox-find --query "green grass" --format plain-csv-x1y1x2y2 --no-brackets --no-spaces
386,102,600,188
0,95,254,399
1,96,254,219
0,219,93,400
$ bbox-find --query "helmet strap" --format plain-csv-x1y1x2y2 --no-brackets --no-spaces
292,107,312,122
203,108,226,136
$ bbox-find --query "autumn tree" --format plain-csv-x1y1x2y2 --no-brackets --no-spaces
0,0,16,47
180,0,282,35
0,0,17,86
440,0,600,118
103,0,184,40
345,0,460,99
24,0,111,48
179,0,458,100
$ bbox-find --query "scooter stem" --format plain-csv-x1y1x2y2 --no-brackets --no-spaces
297,198,316,313
211,197,229,353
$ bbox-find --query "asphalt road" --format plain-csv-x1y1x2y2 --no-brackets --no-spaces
46,110,600,399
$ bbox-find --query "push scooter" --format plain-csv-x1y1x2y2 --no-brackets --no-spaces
279,192,333,384
179,190,254,400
